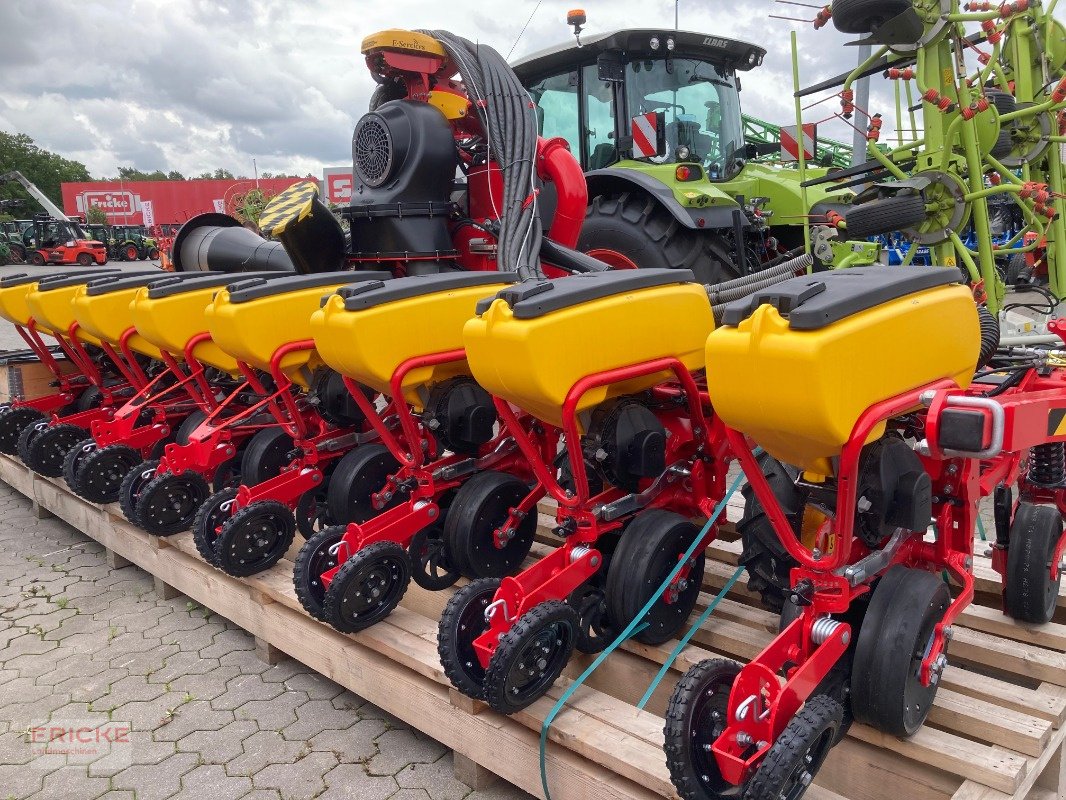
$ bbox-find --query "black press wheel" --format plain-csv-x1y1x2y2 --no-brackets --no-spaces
322,540,411,633
831,0,913,35
578,192,739,283
744,694,843,800
844,194,927,240
570,584,615,654
118,459,160,524
70,444,141,503
664,658,744,800
174,411,207,445
293,525,346,621
850,565,950,737
444,470,537,579
63,438,97,493
134,470,211,536
214,500,297,577
240,428,295,486
408,490,460,590
0,407,45,455
22,422,89,477
1004,503,1062,624
192,487,238,566
605,509,705,645
438,577,501,699
326,444,400,525
295,486,332,541
482,600,579,714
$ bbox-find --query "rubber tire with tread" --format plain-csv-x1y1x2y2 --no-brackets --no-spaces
293,525,346,621
577,192,739,283
1004,503,1062,624
438,577,501,699
0,407,45,455
118,460,160,524
22,423,88,477
482,600,579,714
605,509,706,645
322,540,411,633
69,444,141,503
192,488,238,566
135,471,211,536
664,657,743,800
850,565,950,737
845,194,927,239
744,694,843,800
214,500,297,577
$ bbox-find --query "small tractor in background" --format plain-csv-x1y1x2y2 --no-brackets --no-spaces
0,220,27,265
110,225,159,261
512,24,871,281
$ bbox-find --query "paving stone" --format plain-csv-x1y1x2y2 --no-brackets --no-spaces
283,671,345,700
112,751,200,800
0,761,46,798
282,698,360,740
227,729,308,776
252,751,338,800
397,754,479,800
211,673,285,711
178,719,258,764
27,765,111,800
152,699,235,742
367,729,448,777
181,763,253,800
104,674,167,706
319,762,399,800
199,628,256,660
307,717,387,764
234,690,307,731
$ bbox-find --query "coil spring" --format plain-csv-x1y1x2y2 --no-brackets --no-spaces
1029,443,1066,487
810,617,843,645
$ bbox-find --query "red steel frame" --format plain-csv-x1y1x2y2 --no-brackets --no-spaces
709,364,1066,787
470,358,733,670
317,350,543,592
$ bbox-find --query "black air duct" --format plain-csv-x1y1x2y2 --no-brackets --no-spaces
171,213,293,273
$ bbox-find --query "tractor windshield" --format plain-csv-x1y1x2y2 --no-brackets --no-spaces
626,58,745,180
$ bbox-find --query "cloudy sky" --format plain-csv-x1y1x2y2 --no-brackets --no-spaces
0,0,895,178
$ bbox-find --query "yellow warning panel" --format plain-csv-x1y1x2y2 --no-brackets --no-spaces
258,181,319,239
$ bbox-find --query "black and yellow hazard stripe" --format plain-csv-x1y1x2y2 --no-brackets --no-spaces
258,181,320,239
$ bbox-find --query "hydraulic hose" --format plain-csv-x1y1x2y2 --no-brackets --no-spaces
706,252,813,305
421,31,544,279
976,304,1000,371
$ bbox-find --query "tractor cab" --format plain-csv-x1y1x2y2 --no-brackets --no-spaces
514,29,759,178
513,28,856,272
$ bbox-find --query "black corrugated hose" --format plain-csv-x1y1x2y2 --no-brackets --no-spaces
420,30,544,280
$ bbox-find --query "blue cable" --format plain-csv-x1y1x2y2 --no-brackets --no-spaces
538,466,749,800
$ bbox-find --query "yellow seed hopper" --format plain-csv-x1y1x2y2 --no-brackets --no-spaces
311,272,519,407
463,269,714,428
130,273,286,375
26,271,157,345
0,270,116,329
72,273,188,361
705,267,981,474
205,272,388,388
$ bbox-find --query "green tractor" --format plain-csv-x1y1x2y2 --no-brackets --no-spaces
513,28,865,281
0,220,26,264
110,225,160,261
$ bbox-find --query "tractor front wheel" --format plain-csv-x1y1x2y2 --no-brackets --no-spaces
578,192,738,283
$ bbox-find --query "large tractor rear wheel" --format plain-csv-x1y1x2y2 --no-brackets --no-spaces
578,192,739,283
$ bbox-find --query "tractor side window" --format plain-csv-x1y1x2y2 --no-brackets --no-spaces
529,72,580,160
582,64,617,170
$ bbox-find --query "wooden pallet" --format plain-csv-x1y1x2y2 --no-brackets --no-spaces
2,451,1065,800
